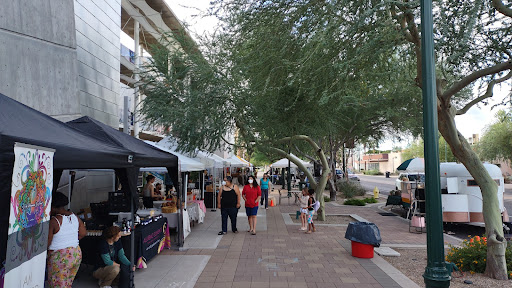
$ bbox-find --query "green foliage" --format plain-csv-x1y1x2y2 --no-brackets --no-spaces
250,150,271,167
343,199,366,206
363,197,378,204
363,170,383,176
401,136,457,163
446,236,512,278
337,180,366,198
323,196,331,202
477,110,512,164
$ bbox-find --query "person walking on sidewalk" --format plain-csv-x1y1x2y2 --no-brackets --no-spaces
299,188,309,231
306,188,316,234
242,175,261,235
260,173,271,209
218,176,241,235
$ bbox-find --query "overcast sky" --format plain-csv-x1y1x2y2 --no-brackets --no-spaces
123,0,510,150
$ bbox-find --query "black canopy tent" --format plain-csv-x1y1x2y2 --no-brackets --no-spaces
0,94,179,287
66,116,182,247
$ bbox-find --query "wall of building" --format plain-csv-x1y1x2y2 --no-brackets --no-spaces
0,0,80,118
74,0,121,127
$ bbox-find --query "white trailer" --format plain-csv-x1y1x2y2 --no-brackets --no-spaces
439,162,509,226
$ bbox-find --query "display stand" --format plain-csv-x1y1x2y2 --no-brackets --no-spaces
405,181,426,233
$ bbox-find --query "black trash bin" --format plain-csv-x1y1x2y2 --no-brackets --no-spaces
345,222,381,258
385,171,390,178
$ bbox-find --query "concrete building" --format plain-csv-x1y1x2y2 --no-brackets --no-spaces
0,0,194,210
354,151,404,174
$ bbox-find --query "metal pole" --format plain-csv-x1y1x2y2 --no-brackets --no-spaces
133,19,140,139
421,0,450,287
123,96,130,134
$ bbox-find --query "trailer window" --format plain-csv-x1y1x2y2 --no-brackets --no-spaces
467,179,500,186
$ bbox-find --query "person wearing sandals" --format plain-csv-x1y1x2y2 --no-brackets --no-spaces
242,175,261,235
218,176,241,235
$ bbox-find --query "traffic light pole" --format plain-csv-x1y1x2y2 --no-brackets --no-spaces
421,1,451,287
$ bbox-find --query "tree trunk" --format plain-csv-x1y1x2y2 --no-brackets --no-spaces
328,178,337,201
438,108,508,280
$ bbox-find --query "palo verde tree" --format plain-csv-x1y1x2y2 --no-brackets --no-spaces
477,110,512,165
340,0,512,279
139,1,422,220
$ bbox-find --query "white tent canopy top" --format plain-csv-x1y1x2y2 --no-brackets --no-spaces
237,156,252,167
157,137,226,169
226,155,248,167
144,141,205,172
271,154,313,169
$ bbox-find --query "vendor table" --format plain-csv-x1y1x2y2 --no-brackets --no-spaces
79,217,171,268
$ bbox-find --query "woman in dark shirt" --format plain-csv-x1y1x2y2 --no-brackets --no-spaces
93,226,134,288
218,176,241,235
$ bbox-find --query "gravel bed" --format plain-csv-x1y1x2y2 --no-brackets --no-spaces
288,214,355,224
383,248,511,288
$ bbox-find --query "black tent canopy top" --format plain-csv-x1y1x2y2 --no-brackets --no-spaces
67,116,178,170
0,93,134,169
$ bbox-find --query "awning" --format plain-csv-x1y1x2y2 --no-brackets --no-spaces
237,156,253,167
226,155,248,167
144,141,205,172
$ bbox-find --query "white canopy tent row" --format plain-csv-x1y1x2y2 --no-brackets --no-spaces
271,154,314,168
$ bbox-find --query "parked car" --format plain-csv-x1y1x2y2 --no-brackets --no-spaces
395,172,425,190
336,169,360,182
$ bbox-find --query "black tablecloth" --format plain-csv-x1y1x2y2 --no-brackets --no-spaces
80,217,168,267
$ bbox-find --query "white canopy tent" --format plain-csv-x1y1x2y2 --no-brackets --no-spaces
271,155,313,169
226,155,248,167
144,141,205,172
237,156,252,167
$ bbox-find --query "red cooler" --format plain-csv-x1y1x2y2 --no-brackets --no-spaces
351,241,374,258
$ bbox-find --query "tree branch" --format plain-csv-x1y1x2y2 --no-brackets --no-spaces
492,0,512,18
456,70,512,115
442,61,512,101
268,147,317,188
292,144,320,165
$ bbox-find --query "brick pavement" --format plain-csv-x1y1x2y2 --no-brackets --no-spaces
160,198,453,288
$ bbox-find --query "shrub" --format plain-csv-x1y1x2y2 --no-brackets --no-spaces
324,196,331,202
363,197,378,204
446,236,512,278
363,169,383,176
344,199,366,206
337,180,366,198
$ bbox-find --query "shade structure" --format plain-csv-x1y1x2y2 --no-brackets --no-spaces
271,155,313,169
237,156,252,167
67,117,178,171
226,155,248,167
0,94,166,279
144,141,205,172
157,136,226,169
396,158,425,173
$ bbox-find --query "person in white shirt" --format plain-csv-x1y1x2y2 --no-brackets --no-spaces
47,192,86,288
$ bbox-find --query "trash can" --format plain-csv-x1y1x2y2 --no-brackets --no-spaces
385,171,390,178
345,222,381,258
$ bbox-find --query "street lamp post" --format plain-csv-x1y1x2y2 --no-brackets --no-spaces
421,0,451,287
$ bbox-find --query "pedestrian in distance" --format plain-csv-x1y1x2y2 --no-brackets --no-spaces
218,176,241,235
299,187,309,231
260,173,272,209
306,188,316,234
242,175,261,235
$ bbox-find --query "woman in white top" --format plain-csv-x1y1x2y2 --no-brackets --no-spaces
47,192,86,288
299,188,309,231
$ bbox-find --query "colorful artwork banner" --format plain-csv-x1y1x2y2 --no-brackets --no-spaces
4,143,54,287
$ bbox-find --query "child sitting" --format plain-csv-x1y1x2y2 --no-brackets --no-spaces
299,188,309,231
